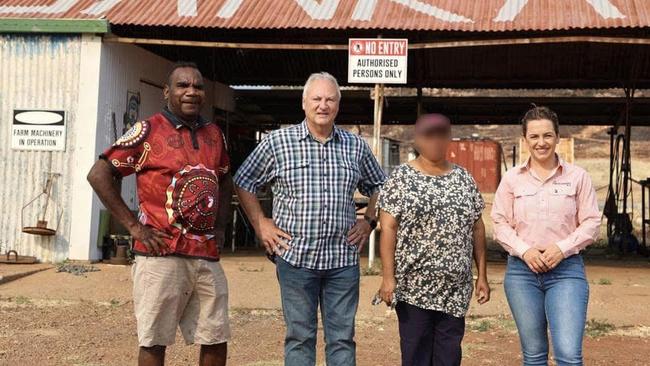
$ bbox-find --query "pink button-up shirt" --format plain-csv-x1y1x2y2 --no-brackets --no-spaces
491,157,601,258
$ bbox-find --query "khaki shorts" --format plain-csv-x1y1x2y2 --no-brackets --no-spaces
132,255,231,347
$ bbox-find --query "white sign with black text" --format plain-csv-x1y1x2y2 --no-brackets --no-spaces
12,110,66,151
348,38,408,84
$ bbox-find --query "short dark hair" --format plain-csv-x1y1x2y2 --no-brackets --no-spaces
521,105,559,135
166,61,200,86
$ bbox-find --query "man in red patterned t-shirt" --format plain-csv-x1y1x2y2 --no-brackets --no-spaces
88,62,232,366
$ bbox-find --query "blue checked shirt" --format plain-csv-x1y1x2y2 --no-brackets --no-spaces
234,121,387,270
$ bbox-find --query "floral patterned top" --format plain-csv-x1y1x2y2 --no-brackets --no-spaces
378,163,485,317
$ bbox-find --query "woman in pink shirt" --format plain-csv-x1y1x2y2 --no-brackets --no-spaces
491,106,601,366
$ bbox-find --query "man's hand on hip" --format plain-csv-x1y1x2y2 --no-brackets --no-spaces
129,223,172,255
256,217,292,256
347,219,372,253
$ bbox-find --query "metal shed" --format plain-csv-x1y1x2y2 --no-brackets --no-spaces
2,0,650,260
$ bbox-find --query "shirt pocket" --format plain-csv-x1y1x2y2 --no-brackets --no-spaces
337,159,361,196
548,184,577,221
513,186,538,222
278,160,310,197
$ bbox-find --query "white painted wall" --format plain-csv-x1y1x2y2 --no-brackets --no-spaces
68,34,103,262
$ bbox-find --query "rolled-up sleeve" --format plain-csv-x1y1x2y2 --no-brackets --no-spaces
233,136,275,194
491,174,532,258
357,141,387,197
555,171,601,257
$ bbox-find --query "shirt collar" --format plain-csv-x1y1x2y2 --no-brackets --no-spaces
162,107,210,130
518,154,567,176
298,119,340,142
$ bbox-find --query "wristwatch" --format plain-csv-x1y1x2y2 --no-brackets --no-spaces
364,215,378,230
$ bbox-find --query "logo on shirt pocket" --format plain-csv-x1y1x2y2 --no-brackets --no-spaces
548,184,577,220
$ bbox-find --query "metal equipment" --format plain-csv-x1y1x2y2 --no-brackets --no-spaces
21,173,62,236
0,250,37,264
604,89,645,255
640,178,650,250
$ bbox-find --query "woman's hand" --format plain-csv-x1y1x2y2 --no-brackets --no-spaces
522,248,550,274
475,277,491,304
379,276,397,306
540,244,565,270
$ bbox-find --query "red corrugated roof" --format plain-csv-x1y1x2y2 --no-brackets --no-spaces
1,0,649,32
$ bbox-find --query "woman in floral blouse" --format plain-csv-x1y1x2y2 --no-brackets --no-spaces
377,113,490,366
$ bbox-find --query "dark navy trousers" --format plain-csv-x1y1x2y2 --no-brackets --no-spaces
396,302,465,366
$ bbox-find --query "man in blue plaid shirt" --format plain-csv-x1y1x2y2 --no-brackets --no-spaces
234,72,386,366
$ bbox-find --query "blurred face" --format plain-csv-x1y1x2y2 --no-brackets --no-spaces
164,67,205,121
524,119,559,164
302,78,340,128
414,128,451,162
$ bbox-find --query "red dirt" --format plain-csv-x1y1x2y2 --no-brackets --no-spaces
1,255,649,365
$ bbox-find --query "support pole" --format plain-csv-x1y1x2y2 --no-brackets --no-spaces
622,88,634,215
372,83,385,162
642,179,648,250
231,206,238,253
369,83,385,269
368,228,377,270
416,86,423,117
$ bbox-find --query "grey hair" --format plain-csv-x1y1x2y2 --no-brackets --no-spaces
302,72,341,101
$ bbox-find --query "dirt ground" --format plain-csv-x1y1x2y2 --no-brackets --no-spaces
1,255,650,366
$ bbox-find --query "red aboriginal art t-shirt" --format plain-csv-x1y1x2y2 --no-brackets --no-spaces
101,111,230,261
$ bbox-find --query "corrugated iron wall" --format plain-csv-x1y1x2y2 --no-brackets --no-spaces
0,34,81,262
0,0,645,32
447,139,502,193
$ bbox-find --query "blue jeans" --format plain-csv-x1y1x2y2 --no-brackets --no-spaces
504,255,589,366
276,257,360,366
